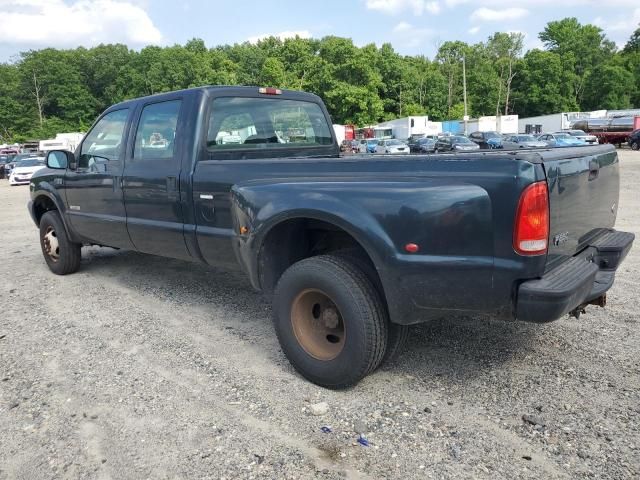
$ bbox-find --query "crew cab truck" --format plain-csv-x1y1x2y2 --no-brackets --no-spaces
29,86,634,388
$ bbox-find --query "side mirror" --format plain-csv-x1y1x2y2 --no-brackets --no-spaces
46,150,74,170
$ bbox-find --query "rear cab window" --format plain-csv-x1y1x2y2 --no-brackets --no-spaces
204,96,334,160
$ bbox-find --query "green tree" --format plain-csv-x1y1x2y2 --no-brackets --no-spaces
539,18,616,107
512,49,578,116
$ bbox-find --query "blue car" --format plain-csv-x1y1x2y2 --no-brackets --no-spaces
538,133,586,147
366,139,378,153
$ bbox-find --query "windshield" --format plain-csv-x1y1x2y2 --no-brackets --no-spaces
554,134,571,139
13,154,39,162
485,132,501,139
419,138,435,144
366,139,378,145
517,135,537,141
452,136,474,144
17,159,43,167
568,130,586,136
386,140,403,146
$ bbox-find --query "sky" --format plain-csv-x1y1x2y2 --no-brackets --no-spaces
0,0,639,62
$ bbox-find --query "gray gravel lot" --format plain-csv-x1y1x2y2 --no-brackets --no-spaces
1,150,639,479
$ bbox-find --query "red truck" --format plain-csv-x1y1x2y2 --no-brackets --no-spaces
572,116,640,146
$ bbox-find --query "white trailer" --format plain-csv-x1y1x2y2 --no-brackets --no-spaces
498,115,519,134
39,132,85,152
333,124,346,145
375,116,430,140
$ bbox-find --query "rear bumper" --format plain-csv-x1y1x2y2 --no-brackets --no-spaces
516,230,634,322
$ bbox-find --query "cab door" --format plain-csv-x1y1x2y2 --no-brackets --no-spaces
122,97,191,260
64,108,134,249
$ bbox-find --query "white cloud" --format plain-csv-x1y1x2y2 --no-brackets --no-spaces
594,9,640,32
468,26,480,35
470,7,529,22
392,21,434,48
365,0,441,16
247,30,312,44
0,0,162,47
448,0,640,6
594,8,640,48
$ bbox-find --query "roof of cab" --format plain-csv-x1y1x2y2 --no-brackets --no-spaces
106,85,324,111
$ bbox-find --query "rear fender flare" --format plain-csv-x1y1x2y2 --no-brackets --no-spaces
230,184,396,292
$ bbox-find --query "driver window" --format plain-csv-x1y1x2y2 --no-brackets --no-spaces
79,109,129,171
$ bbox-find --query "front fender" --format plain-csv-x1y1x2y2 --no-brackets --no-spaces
230,178,496,324
30,178,77,241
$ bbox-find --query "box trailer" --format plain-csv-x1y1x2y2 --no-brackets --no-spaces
375,116,430,140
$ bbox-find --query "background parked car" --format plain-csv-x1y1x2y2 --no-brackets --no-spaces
339,139,353,153
538,133,586,147
554,130,598,144
468,131,503,149
358,139,378,153
435,135,480,152
4,153,42,176
9,157,45,185
501,134,548,150
409,137,437,153
375,139,409,154
629,129,640,150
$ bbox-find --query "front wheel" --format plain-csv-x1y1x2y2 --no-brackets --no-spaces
39,211,81,275
273,255,388,388
631,141,639,151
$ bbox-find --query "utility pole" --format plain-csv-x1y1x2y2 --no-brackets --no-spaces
462,56,468,135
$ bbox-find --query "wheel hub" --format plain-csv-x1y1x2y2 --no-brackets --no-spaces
43,226,60,261
291,289,345,361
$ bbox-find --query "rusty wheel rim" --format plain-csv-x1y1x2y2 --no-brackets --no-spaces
291,289,345,361
43,226,60,262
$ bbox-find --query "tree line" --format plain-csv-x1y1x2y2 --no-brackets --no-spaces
0,17,638,143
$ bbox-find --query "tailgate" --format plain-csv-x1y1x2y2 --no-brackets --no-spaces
542,145,620,271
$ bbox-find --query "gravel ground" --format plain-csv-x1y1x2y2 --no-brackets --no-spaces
1,150,639,480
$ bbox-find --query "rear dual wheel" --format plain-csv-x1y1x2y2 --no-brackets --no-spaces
273,254,407,388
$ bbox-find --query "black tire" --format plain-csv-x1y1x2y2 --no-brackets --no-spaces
273,255,388,388
631,141,639,151
333,248,408,366
39,211,81,275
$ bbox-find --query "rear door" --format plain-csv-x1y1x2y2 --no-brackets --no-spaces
543,146,619,271
122,97,191,260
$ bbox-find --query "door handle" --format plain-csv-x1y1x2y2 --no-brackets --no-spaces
166,176,178,200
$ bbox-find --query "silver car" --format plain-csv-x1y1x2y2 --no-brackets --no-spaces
375,139,409,154
554,130,598,144
501,134,548,149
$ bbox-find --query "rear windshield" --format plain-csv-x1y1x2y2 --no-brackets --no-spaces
207,97,333,151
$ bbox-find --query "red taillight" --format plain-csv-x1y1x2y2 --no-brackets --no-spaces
258,87,282,95
513,181,549,255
